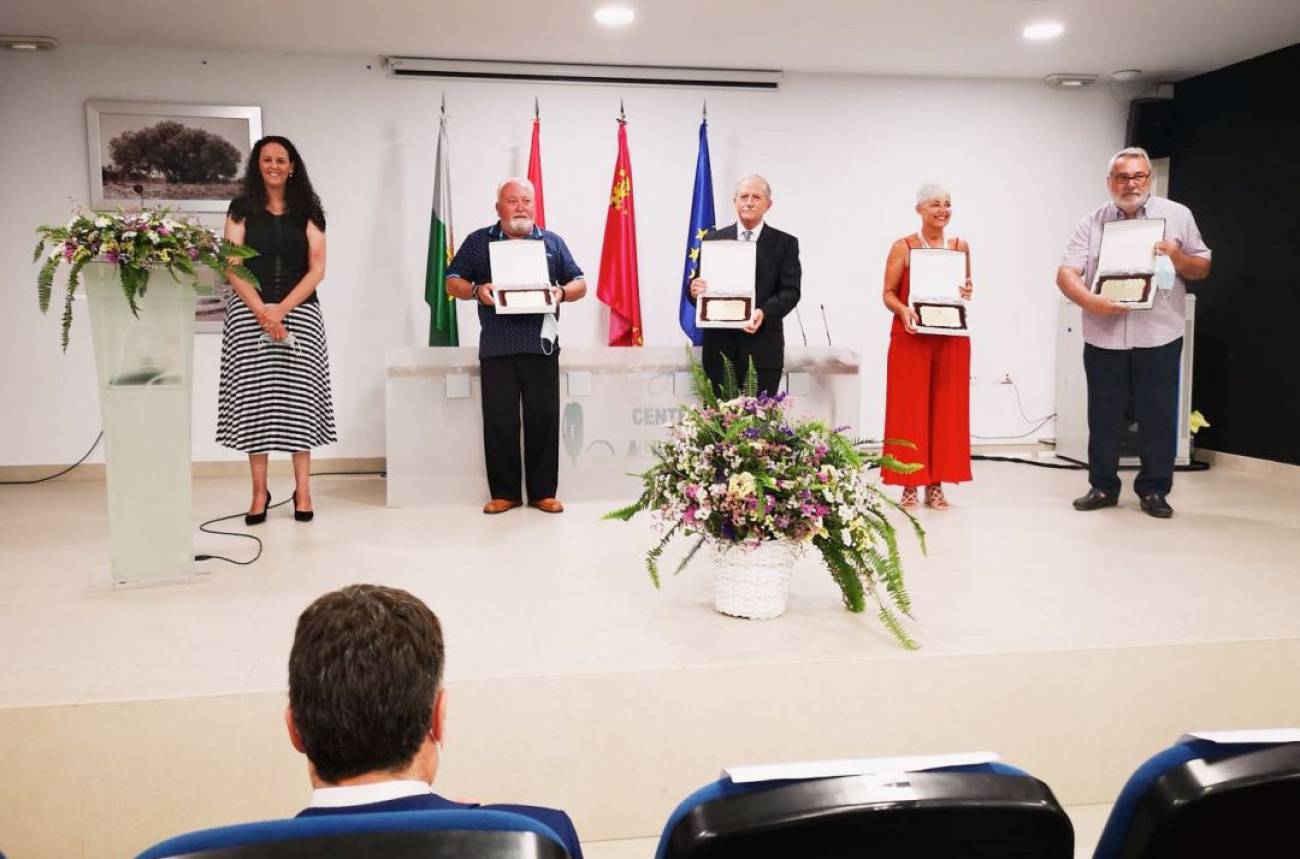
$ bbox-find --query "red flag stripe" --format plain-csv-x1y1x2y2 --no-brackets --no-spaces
527,118,546,230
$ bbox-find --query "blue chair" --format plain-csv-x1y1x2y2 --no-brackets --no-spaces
1093,737,1300,859
657,762,1072,858
135,809,571,859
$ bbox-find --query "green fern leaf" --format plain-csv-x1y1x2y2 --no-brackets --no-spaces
37,257,59,313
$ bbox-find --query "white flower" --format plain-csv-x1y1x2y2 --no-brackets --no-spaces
95,217,111,229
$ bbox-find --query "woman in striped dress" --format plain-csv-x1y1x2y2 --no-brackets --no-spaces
218,136,336,524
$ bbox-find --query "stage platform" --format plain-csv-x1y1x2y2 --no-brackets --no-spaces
1,455,1298,857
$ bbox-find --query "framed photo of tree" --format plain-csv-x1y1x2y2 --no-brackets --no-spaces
85,100,262,213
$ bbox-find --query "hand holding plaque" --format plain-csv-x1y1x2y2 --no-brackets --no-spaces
489,240,555,315
695,240,756,329
908,247,969,337
1092,218,1166,309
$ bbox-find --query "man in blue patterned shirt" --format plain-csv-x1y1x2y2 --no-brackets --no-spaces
447,178,587,514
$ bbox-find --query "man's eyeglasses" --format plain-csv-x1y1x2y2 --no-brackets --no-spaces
1110,172,1151,185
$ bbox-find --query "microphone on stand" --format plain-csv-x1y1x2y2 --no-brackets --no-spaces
133,184,145,208
794,305,809,346
820,303,833,347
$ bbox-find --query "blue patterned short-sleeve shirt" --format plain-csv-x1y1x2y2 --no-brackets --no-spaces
447,223,584,359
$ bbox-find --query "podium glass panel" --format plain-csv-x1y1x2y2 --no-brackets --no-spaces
83,263,197,585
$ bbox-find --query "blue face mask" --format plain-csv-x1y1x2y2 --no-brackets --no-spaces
1153,252,1176,291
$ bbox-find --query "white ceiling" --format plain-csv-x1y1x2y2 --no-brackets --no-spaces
6,0,1299,82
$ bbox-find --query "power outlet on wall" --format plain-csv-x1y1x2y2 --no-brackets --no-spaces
998,373,1014,385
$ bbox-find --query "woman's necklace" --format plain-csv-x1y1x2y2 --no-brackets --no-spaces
917,231,944,249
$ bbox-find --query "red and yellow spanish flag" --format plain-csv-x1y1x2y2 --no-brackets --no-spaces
596,118,643,346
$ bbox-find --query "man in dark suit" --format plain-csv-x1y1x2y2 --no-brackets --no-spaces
690,174,802,396
285,584,583,858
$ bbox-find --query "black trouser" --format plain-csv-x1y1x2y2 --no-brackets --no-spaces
480,353,559,502
1083,337,1182,497
703,342,783,398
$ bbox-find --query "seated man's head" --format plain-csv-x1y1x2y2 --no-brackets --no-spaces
286,584,446,786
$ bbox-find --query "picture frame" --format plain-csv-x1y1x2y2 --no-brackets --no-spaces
85,100,262,213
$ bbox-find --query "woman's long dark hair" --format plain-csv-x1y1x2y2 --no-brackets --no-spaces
230,135,326,229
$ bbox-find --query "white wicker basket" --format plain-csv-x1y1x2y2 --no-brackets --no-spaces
712,540,797,620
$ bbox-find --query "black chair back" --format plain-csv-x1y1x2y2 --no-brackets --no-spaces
1116,743,1300,859
664,771,1073,858
161,828,570,859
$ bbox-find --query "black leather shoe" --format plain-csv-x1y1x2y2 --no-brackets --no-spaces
1072,488,1118,511
1139,493,1174,518
294,490,314,523
245,491,271,526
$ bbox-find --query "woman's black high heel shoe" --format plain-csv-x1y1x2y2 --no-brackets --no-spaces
294,489,314,523
245,491,271,526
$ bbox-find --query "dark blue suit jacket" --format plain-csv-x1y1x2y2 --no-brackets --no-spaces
298,792,583,858
699,223,802,367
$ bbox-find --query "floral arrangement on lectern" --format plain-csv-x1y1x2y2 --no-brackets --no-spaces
606,359,926,649
33,208,258,350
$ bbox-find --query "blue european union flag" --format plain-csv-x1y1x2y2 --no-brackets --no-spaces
679,118,716,345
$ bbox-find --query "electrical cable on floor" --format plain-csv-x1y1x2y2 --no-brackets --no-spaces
0,431,104,485
196,470,385,565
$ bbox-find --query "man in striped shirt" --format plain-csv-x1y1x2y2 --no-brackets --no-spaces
1056,146,1212,518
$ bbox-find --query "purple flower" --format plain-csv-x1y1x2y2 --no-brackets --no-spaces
103,250,120,264
187,246,200,260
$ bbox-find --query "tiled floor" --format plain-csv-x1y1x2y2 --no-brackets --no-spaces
1,457,1297,707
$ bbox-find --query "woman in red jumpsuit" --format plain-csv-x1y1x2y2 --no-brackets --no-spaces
881,183,973,509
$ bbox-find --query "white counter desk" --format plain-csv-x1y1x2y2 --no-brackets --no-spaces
385,345,860,506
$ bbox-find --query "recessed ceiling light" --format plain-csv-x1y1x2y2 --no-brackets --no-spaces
1044,73,1098,89
1023,21,1064,41
594,6,635,27
0,35,58,51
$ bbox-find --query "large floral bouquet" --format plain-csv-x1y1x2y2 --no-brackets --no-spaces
607,362,925,649
34,208,257,350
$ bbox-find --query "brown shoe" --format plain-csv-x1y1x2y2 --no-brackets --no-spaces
483,498,523,515
529,497,564,514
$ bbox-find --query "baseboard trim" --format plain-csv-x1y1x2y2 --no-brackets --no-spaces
0,457,386,483
1194,449,1300,480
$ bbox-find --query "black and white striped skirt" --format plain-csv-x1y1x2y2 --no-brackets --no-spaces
216,299,337,453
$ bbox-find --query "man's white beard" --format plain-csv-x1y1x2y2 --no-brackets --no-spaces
1113,190,1150,213
507,216,534,234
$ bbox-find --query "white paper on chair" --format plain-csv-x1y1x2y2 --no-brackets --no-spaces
723,751,1001,784
1182,729,1300,745
696,240,756,329
908,247,969,337
1092,218,1165,309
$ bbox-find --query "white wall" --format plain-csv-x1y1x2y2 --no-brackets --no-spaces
0,46,1126,465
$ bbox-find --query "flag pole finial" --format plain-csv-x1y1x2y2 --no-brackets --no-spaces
440,91,446,115
619,99,626,124
534,96,539,120
702,99,707,121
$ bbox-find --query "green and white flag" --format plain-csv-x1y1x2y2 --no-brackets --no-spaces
425,101,458,346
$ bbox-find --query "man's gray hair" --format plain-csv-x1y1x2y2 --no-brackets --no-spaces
1108,147,1152,175
734,174,773,199
915,182,951,205
496,176,536,199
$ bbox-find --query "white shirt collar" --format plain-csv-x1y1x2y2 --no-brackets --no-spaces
737,221,764,242
308,780,433,808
